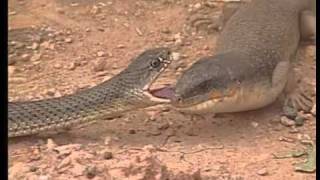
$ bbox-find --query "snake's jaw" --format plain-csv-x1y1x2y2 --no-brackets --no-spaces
141,52,176,103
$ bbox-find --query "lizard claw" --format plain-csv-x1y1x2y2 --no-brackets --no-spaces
284,86,314,113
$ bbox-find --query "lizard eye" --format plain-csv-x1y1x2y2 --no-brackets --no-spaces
150,58,161,68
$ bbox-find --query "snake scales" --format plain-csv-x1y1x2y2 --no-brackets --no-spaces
9,48,173,137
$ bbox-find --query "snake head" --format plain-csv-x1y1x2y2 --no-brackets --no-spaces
122,47,175,103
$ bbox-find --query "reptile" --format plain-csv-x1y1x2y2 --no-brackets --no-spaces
9,48,173,137
171,0,315,114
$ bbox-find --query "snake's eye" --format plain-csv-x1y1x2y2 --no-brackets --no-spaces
150,58,161,68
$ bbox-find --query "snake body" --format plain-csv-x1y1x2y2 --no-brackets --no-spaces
9,48,173,137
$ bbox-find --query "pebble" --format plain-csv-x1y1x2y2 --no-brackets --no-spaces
311,104,316,116
64,38,73,43
8,66,16,76
93,59,107,72
283,106,298,119
54,63,62,69
158,122,170,130
39,175,50,180
278,136,294,142
45,88,56,96
56,8,65,14
103,137,112,146
251,121,259,128
90,6,101,14
21,54,30,61
257,168,268,176
294,114,306,126
193,3,202,9
84,165,97,179
57,156,72,169
161,28,171,34
9,11,17,15
97,51,105,57
68,62,77,70
280,116,295,127
30,53,41,61
31,42,39,50
102,151,113,160
128,129,136,134
41,41,51,49
135,27,143,36
171,52,181,61
117,44,125,48
46,138,57,150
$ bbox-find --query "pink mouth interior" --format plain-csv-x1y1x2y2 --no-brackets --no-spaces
149,86,176,100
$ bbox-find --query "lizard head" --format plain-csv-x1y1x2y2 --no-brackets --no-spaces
171,54,241,113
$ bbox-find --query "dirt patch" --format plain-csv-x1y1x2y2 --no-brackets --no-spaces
9,0,316,179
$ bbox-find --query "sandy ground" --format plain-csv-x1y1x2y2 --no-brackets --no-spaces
8,0,316,179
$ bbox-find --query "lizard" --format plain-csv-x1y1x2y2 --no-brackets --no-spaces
171,0,315,115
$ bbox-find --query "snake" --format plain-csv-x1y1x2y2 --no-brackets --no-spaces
9,47,173,137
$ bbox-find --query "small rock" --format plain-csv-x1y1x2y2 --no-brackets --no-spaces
29,165,38,172
9,11,17,15
102,151,113,160
93,59,107,72
158,122,170,130
9,162,29,179
90,5,100,14
70,2,79,7
56,8,65,14
193,3,202,9
278,136,294,142
8,66,16,76
294,113,306,126
70,163,85,177
280,116,295,127
21,54,30,61
128,129,136,134
10,77,27,83
57,156,72,169
161,28,171,34
30,53,41,61
31,42,39,50
148,128,162,136
289,126,299,133
54,63,62,69
68,62,77,70
40,41,50,49
117,44,125,48
39,175,50,180
8,55,17,65
46,138,57,150
311,104,316,116
54,144,82,155
104,136,112,145
135,27,143,36
283,106,298,119
185,127,197,136
45,88,56,96
251,121,259,128
171,52,181,61
97,51,105,57
64,38,73,43
257,168,268,176
173,33,183,44
84,166,97,179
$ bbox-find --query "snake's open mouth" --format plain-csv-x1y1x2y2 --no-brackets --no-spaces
143,86,176,103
